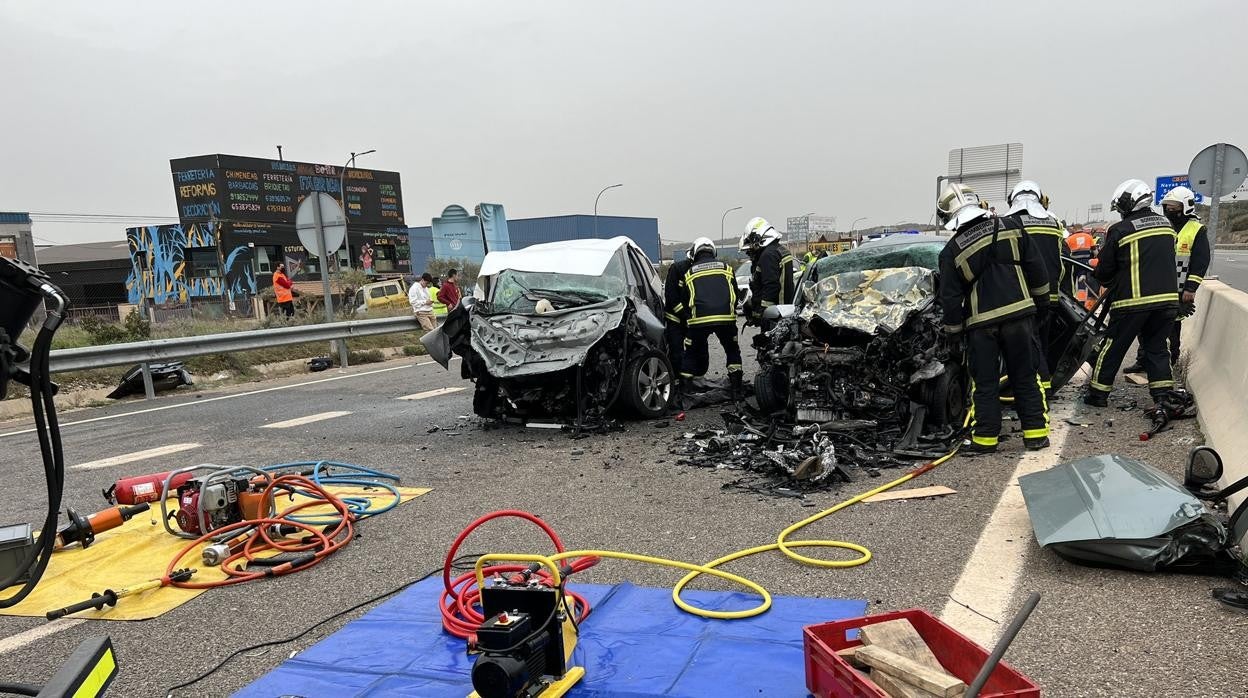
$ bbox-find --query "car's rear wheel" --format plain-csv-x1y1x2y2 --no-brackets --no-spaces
923,363,966,428
621,350,673,418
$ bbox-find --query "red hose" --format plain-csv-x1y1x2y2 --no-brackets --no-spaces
440,510,598,640
165,474,356,588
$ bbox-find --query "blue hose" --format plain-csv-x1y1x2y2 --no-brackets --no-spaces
260,461,402,524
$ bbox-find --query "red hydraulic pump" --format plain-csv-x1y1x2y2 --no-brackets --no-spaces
103,470,195,505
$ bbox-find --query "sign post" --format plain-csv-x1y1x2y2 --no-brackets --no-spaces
1188,143,1248,274
296,192,350,368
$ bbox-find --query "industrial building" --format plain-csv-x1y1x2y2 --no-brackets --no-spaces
33,241,134,319
0,212,37,265
409,211,661,274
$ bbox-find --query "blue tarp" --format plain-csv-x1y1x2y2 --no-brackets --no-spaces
235,576,866,697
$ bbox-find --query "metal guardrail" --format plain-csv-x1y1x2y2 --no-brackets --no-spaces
48,315,421,398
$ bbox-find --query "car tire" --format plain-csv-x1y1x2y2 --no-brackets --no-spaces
621,350,673,418
923,363,966,428
754,366,788,414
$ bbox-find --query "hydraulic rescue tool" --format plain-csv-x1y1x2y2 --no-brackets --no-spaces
55,503,151,550
1,256,117,695
46,569,196,620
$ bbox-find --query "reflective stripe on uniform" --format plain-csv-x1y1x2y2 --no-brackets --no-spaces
1091,337,1114,392
664,312,681,323
1023,427,1049,439
972,434,998,446
1119,228,1175,246
1149,379,1175,389
968,297,1033,327
1113,292,1178,309
687,314,737,326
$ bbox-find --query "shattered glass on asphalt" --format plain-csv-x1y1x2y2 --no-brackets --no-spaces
800,266,936,335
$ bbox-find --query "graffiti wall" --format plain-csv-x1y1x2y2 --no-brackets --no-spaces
125,223,256,304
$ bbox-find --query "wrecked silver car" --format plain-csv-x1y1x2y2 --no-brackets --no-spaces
753,235,967,442
422,237,673,422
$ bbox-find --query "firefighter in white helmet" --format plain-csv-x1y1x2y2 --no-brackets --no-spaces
677,237,743,400
937,182,1051,454
1084,179,1179,407
1005,180,1064,393
738,217,793,328
1122,184,1210,372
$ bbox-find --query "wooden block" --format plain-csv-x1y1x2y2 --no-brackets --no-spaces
855,645,966,698
837,645,867,668
863,486,957,503
859,619,944,672
871,669,943,698
1124,372,1148,385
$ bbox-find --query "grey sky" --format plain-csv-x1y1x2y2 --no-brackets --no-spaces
3,0,1246,245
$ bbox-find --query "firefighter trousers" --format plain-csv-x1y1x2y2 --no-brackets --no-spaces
664,323,686,378
681,324,742,378
1091,308,1176,398
967,316,1049,447
1032,306,1053,390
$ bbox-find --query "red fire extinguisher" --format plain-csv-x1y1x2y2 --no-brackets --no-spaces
103,470,194,505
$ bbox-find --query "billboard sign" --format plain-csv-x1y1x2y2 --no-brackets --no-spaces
947,143,1024,206
1154,175,1205,205
170,154,404,226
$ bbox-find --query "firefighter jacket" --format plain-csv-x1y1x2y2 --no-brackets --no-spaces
680,251,737,327
1172,216,1211,293
663,257,693,324
751,241,795,308
938,215,1050,331
1008,212,1064,303
1092,209,1179,313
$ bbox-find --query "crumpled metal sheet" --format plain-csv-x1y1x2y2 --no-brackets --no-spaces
1019,454,1229,573
799,266,936,335
470,297,626,378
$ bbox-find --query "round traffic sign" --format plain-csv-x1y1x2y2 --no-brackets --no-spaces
295,192,347,257
1187,143,1248,198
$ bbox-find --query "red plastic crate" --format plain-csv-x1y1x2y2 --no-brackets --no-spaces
804,609,1040,698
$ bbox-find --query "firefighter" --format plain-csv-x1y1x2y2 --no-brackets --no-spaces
936,183,1051,453
739,217,794,328
1122,185,1210,371
678,237,743,399
1005,180,1063,392
662,243,695,394
1084,179,1180,407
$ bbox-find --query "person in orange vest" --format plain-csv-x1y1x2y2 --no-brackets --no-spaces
273,263,295,317
1064,230,1098,309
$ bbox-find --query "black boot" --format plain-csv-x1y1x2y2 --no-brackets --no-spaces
1024,436,1051,451
728,371,744,403
1121,362,1144,374
1083,390,1109,408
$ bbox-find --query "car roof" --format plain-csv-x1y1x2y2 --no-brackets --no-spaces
478,236,650,278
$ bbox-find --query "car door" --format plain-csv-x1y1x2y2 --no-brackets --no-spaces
1046,257,1110,391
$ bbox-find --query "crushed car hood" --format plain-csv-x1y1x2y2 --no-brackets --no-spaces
470,297,627,378
799,266,936,335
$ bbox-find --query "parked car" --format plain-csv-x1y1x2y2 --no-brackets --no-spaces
735,260,752,314
353,278,409,315
421,237,673,421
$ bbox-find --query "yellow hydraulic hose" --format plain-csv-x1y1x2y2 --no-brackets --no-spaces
479,421,966,620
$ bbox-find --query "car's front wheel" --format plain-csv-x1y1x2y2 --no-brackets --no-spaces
620,350,673,418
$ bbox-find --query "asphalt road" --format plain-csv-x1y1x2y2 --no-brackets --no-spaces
1213,249,1248,291
0,341,1237,697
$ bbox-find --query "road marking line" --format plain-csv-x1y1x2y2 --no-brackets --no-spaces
397,387,465,400
0,619,84,655
0,364,421,439
70,442,202,471
940,376,1085,646
261,411,352,429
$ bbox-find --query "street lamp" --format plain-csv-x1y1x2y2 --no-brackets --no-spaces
340,149,376,270
720,206,743,247
594,183,623,238
850,216,867,243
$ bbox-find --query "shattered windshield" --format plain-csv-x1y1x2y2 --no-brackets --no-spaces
489,255,627,313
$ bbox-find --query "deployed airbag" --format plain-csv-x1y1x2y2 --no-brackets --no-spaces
1020,454,1231,573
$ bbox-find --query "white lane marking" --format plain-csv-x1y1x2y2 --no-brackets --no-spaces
940,376,1084,645
70,442,202,471
397,386,465,401
0,619,84,655
0,364,424,439
261,411,352,429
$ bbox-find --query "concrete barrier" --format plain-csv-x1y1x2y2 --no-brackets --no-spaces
1181,280,1248,509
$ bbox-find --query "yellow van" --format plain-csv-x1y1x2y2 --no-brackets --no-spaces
353,278,409,315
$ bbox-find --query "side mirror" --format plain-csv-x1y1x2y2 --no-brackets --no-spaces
1185,446,1223,489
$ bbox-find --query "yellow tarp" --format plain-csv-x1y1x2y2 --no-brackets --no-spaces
0,485,431,621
